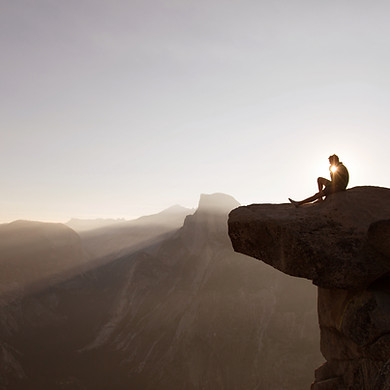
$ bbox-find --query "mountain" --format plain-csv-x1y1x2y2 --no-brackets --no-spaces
0,220,88,303
77,205,194,261
0,194,321,390
76,193,321,389
66,218,126,232
228,186,390,389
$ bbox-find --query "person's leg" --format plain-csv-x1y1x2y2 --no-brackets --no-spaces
317,177,331,202
318,177,331,191
289,191,325,207
289,177,331,207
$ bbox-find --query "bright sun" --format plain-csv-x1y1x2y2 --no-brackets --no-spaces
330,165,338,173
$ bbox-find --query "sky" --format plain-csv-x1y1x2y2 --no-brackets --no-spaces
1,0,390,222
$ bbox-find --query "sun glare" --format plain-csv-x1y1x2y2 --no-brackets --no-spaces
330,165,338,173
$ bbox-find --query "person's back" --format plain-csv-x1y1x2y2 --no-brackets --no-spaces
331,162,349,191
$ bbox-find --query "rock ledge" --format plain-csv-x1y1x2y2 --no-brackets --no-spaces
228,186,390,290
228,186,390,389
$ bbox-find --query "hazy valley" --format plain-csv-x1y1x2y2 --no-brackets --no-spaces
0,194,322,390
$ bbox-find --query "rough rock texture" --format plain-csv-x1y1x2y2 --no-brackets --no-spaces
228,186,390,389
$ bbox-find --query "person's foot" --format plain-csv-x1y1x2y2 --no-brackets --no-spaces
288,198,300,208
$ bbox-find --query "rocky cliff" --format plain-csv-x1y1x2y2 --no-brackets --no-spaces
228,186,390,389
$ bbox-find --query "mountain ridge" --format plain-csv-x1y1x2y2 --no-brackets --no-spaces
0,192,321,389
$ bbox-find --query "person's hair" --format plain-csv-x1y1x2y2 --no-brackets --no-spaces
329,154,339,163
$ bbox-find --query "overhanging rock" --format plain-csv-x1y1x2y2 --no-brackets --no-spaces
228,186,390,289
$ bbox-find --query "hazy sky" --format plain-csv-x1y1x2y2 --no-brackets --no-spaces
2,0,390,222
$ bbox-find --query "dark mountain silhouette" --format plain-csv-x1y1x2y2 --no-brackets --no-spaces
0,194,322,390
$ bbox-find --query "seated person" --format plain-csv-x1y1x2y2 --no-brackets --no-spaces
289,154,349,207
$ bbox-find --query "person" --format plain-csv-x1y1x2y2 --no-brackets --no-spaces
289,154,349,207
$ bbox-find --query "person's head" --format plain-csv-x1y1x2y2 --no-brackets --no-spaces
328,154,339,165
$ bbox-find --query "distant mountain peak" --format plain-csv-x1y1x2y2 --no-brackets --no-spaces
197,193,240,214
66,218,127,232
6,219,72,232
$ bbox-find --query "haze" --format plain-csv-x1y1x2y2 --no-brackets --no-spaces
2,0,390,222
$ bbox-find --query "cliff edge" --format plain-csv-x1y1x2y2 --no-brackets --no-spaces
228,186,390,390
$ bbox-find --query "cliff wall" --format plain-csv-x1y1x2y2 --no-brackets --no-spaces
228,186,390,389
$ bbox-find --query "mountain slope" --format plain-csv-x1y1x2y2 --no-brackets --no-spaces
78,193,321,390
66,218,126,232
0,194,322,390
0,220,88,302
77,205,193,261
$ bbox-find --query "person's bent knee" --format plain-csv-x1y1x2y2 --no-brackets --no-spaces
318,177,330,186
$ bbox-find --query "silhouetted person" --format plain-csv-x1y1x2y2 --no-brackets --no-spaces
289,154,349,207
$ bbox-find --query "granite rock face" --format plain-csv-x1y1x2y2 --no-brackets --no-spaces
228,186,390,389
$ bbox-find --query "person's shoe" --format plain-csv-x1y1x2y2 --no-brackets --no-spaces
288,198,300,208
